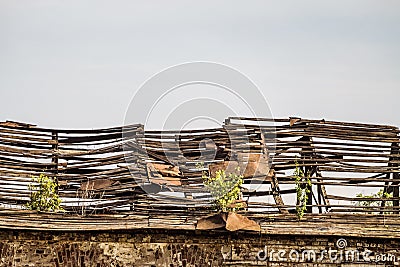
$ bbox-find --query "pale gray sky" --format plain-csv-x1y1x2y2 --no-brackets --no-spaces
1,1,399,129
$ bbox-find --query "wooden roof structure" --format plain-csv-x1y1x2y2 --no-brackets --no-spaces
0,117,399,235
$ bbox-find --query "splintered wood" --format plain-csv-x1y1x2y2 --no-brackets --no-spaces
0,116,399,222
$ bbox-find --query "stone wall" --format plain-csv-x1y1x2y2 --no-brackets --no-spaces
0,229,399,266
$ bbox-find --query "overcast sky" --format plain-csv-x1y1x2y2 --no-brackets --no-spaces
1,1,399,129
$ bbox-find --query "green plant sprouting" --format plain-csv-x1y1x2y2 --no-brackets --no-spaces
197,162,244,212
293,161,311,220
355,189,393,214
26,174,63,212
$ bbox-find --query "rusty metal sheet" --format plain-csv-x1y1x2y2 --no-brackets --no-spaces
196,212,260,232
146,163,182,186
80,179,114,190
209,153,269,178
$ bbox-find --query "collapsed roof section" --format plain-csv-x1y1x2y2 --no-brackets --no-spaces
0,117,399,217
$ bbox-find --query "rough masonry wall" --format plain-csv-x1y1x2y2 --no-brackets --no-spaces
0,229,399,267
